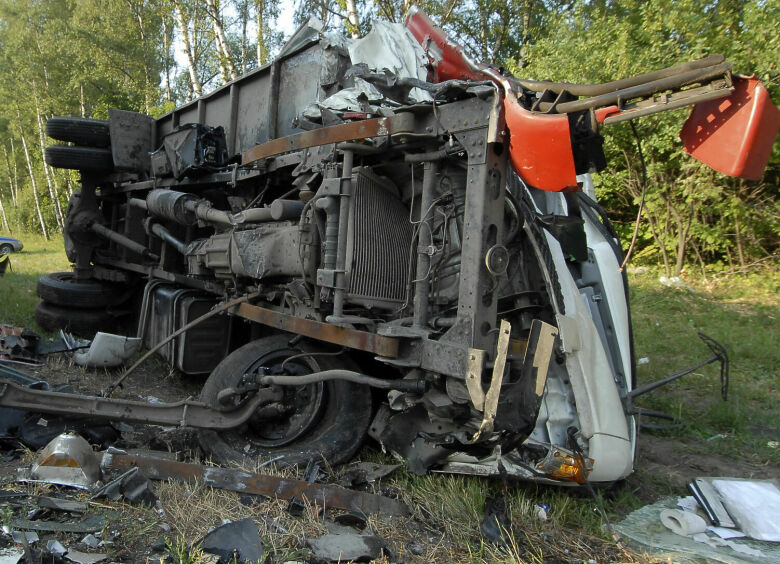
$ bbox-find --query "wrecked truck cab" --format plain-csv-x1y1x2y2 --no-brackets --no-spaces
29,12,777,485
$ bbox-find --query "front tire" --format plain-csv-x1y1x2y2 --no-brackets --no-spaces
199,335,373,467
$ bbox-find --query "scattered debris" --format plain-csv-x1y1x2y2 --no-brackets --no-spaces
80,534,100,549
45,540,67,556
198,518,265,564
64,548,107,564
100,449,409,516
307,531,386,562
333,511,368,530
616,497,780,562
693,477,780,542
36,496,87,513
10,531,39,545
10,516,109,534
91,467,157,506
534,503,550,521
0,548,24,564
27,433,100,489
480,496,513,546
62,331,142,368
337,462,399,487
287,459,320,516
661,508,707,535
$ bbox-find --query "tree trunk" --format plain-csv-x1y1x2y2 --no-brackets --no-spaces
0,196,9,232
80,84,86,117
18,125,49,240
734,213,746,270
239,0,248,73
174,1,203,98
33,88,64,229
345,0,360,38
8,140,19,206
163,17,173,101
206,0,238,82
256,0,267,66
2,144,18,207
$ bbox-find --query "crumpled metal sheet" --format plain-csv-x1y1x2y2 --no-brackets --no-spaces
303,77,384,120
348,20,432,102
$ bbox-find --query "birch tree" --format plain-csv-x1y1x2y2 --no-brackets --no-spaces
174,0,203,98
205,0,238,81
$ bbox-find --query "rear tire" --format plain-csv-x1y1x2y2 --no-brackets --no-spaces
46,117,111,147
37,272,128,309
44,146,113,172
0,244,12,255
34,301,127,338
199,335,373,467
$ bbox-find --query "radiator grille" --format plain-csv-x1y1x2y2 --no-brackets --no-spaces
347,168,413,309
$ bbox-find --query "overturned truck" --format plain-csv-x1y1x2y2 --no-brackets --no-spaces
16,10,780,483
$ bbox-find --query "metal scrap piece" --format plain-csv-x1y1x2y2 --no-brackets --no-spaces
465,348,486,411
65,548,107,564
11,516,108,534
198,518,265,564
470,320,511,442
100,450,409,516
36,496,88,513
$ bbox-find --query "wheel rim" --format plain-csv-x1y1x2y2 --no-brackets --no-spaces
230,348,326,450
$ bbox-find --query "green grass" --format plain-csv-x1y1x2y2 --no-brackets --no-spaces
629,267,780,466
0,232,69,330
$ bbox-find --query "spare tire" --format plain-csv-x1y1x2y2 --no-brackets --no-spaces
34,301,128,338
37,272,128,309
46,117,110,147
44,145,113,171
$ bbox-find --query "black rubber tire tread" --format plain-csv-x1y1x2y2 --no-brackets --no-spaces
34,301,126,338
44,145,113,171
37,272,128,309
46,117,110,147
0,244,13,254
199,335,373,468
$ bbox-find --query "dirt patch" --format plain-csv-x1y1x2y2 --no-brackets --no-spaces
628,432,780,503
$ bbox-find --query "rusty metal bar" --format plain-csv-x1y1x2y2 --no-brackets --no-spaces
232,302,400,358
0,380,279,430
512,54,725,96
535,63,732,115
101,451,410,516
242,114,411,165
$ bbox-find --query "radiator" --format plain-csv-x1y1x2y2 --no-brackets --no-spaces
346,168,413,310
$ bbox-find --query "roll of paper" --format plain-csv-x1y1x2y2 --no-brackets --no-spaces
661,509,708,536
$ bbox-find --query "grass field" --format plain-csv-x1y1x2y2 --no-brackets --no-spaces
0,233,70,330
1,232,778,562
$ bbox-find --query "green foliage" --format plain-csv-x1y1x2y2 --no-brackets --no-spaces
515,0,779,275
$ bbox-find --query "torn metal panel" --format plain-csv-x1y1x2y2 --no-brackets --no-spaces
100,450,409,516
68,332,142,368
348,20,432,103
